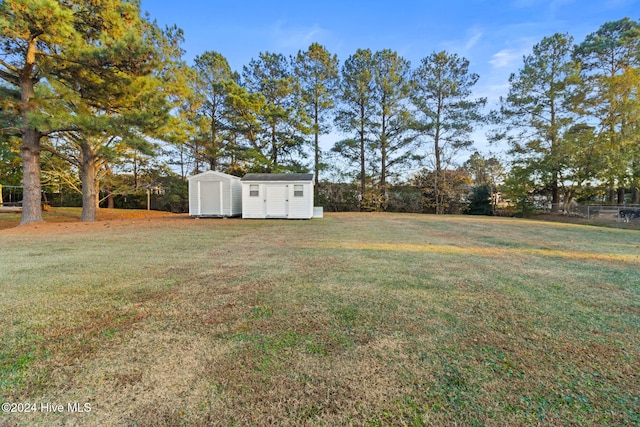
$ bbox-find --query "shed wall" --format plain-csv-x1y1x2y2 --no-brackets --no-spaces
241,181,314,219
231,179,243,216
188,171,242,217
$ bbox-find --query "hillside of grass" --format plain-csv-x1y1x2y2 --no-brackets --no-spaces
1,213,638,426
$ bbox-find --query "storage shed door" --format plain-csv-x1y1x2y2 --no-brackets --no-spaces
265,185,288,218
200,181,221,215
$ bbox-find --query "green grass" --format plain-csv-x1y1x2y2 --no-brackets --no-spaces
0,212,638,426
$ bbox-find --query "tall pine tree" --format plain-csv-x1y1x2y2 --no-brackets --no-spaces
333,49,375,210
371,49,415,209
411,51,486,214
574,18,640,203
294,43,339,185
495,34,578,212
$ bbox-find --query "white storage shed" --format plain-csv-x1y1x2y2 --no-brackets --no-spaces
188,171,242,217
241,173,315,219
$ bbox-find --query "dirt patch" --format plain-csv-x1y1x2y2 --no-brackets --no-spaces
0,207,186,235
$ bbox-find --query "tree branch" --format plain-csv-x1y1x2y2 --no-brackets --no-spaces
41,141,80,167
0,67,20,86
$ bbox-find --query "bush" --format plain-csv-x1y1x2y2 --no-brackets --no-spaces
466,184,493,216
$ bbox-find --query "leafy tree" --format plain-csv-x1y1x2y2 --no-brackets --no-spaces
412,168,471,214
294,43,339,185
385,184,422,213
574,18,640,203
466,184,493,215
0,0,179,223
371,49,416,209
0,138,21,186
189,51,238,172
463,151,504,188
553,123,606,210
495,33,579,212
42,17,185,222
0,0,79,223
315,151,361,212
222,81,266,174
242,52,310,172
501,165,538,217
410,51,486,214
463,151,504,213
333,49,376,210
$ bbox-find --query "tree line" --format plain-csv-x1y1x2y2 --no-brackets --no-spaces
1,1,638,224
496,21,640,213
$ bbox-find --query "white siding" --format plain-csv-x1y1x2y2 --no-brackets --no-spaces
230,179,243,216
188,178,200,216
241,179,314,219
266,185,288,218
188,171,242,217
200,181,221,215
287,183,313,219
242,183,265,218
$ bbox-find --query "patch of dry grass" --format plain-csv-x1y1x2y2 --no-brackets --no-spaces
0,207,175,231
0,212,638,426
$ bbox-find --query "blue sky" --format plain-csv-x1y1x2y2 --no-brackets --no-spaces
141,0,638,159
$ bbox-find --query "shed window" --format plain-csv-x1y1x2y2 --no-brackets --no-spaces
249,185,259,197
294,185,304,197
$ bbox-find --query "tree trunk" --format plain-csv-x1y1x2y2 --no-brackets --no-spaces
551,175,560,213
270,124,277,172
95,177,100,210
105,164,115,208
617,187,625,205
80,141,98,222
359,105,366,211
434,123,443,215
632,187,639,204
314,103,319,186
563,190,575,214
380,113,387,211
20,128,43,225
210,116,218,171
19,43,43,225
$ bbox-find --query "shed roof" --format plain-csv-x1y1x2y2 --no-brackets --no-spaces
241,173,314,182
188,170,241,180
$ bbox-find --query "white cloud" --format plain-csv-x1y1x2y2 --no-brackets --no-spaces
465,30,484,50
489,49,524,69
439,27,484,59
269,21,327,50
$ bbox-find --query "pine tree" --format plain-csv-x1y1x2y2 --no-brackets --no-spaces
242,52,310,172
294,43,339,185
411,51,486,214
41,9,185,222
0,0,183,223
496,34,578,212
190,51,237,172
334,49,375,210
574,18,640,203
371,49,415,209
0,0,78,224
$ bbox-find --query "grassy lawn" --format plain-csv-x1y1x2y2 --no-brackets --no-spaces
0,212,638,426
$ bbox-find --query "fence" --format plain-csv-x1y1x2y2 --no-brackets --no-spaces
568,204,640,223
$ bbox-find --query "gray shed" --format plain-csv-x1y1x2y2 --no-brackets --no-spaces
188,171,242,217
